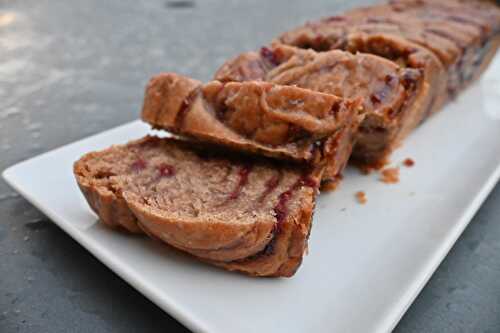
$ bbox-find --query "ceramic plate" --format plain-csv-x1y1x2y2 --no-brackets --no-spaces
3,55,500,333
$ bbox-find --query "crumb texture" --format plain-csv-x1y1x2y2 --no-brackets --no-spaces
74,136,318,276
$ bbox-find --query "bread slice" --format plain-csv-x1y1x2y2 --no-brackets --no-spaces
74,136,321,277
141,75,361,189
214,44,426,168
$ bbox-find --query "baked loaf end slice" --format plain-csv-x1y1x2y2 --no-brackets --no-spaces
74,136,321,277
141,73,362,190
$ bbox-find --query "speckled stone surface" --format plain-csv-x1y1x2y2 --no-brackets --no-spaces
0,1,499,332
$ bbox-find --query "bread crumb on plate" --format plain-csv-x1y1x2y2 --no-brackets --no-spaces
403,158,415,167
355,191,367,204
380,167,400,184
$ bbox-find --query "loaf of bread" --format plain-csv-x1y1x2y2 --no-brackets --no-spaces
74,0,499,277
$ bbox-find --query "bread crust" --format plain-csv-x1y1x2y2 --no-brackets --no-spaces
75,151,142,234
125,195,276,262
213,195,314,277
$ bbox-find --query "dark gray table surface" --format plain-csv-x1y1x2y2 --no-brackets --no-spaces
1,1,499,332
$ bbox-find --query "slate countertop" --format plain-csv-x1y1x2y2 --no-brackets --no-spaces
1,0,499,332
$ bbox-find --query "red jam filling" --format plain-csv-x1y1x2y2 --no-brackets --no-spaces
260,46,279,66
273,175,316,227
157,163,175,177
227,165,253,201
131,157,147,172
258,173,282,203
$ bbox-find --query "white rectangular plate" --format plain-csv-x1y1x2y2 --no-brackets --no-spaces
4,55,500,333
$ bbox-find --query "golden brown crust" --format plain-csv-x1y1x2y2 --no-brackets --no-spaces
125,195,275,262
74,151,142,234
142,73,201,127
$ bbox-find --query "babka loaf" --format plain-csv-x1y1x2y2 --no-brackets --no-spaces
142,74,362,189
214,44,424,167
74,136,321,277
74,0,499,278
